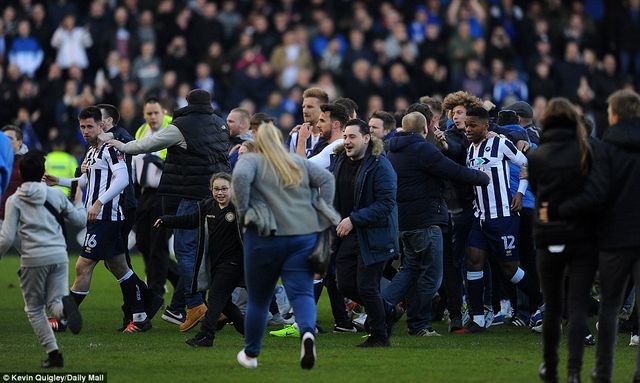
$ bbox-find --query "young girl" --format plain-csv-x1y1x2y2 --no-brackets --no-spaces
155,173,244,347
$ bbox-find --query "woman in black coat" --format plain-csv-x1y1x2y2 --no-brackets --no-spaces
528,98,603,383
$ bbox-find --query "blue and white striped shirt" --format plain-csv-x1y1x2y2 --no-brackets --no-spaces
466,136,528,220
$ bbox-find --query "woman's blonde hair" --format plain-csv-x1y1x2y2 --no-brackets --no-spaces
254,121,303,188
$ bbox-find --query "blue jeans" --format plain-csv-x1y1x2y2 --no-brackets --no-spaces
173,199,202,308
243,228,318,357
382,226,443,332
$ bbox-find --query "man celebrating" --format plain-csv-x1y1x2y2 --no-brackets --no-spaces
105,89,231,332
332,119,399,347
46,106,150,332
460,106,542,333
309,103,349,169
383,112,489,337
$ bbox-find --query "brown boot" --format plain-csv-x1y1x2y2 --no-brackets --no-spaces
179,303,207,332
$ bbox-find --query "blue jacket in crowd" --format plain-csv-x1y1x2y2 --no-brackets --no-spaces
387,132,490,230
0,134,14,198
332,138,399,266
498,124,536,209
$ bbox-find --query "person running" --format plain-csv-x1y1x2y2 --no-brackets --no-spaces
232,121,336,369
155,173,245,348
0,151,86,367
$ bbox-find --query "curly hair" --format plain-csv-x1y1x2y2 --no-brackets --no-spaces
441,91,483,113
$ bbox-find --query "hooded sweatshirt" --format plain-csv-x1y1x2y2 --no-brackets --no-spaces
0,182,86,267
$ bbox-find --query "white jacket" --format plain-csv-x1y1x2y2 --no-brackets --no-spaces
0,182,86,267
50,27,92,69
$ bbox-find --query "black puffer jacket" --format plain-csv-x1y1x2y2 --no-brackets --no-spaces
159,104,231,200
528,125,604,246
544,118,640,250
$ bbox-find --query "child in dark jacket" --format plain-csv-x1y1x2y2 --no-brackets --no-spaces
155,173,244,347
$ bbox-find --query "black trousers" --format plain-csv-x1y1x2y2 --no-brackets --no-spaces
537,242,597,375
335,234,386,338
136,189,180,297
200,259,244,337
516,208,539,315
594,247,640,382
443,209,473,319
313,271,353,328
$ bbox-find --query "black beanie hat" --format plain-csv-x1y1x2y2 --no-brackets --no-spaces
186,89,211,105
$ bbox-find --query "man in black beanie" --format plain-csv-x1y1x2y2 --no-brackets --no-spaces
105,89,231,332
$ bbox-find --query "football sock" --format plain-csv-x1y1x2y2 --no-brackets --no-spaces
511,268,543,308
466,271,484,317
69,290,88,307
118,270,146,318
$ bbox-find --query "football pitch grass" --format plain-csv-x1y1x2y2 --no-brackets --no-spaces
0,254,637,382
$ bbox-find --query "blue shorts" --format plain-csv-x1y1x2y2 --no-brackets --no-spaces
467,216,520,262
80,220,125,260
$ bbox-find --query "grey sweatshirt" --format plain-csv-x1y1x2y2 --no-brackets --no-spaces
0,182,86,267
232,153,335,236
99,124,187,154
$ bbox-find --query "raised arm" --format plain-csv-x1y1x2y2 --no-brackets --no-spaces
107,125,185,155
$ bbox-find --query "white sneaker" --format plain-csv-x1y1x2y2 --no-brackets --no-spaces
531,323,543,334
352,312,367,331
413,328,441,337
484,306,495,328
237,349,258,369
461,308,470,327
300,332,316,370
630,335,639,347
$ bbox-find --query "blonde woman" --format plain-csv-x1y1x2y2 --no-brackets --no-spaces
232,122,335,370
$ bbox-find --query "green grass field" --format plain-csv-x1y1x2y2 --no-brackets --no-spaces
0,254,637,382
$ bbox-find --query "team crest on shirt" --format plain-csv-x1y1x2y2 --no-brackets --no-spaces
469,157,490,167
225,212,235,222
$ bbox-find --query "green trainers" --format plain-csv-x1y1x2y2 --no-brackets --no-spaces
269,324,300,337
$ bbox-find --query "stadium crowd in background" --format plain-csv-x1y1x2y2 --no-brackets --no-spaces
2,0,640,381
0,0,637,149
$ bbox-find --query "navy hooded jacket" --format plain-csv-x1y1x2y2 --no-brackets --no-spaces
387,132,490,230
332,138,399,266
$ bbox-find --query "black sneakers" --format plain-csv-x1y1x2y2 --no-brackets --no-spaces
42,351,63,368
538,362,558,383
452,320,486,334
357,335,390,348
162,308,186,325
185,332,214,348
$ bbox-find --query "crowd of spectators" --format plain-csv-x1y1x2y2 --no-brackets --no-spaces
0,0,638,151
